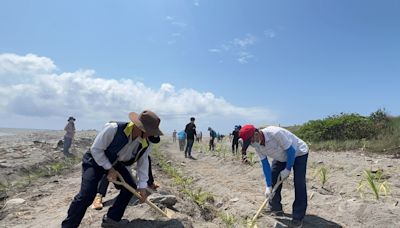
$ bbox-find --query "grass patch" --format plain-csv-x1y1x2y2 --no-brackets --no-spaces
0,154,83,199
357,169,390,200
218,212,239,228
153,144,214,208
314,166,329,187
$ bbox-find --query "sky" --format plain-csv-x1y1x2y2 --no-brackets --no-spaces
0,0,399,134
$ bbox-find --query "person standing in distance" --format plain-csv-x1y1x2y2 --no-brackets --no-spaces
184,117,197,159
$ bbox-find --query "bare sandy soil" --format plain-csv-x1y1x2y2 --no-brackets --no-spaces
1,129,400,228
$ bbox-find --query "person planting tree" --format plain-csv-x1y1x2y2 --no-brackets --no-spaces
62,110,163,228
240,124,309,228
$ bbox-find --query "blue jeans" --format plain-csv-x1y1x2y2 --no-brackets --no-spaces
63,136,72,155
61,152,136,228
269,153,308,221
185,139,194,156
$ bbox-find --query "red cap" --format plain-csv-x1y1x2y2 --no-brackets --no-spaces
239,124,256,142
239,124,256,152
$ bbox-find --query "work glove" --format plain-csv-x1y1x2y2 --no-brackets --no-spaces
279,169,291,181
265,186,272,198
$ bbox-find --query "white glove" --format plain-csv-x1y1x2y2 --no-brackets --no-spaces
265,186,272,198
279,169,291,180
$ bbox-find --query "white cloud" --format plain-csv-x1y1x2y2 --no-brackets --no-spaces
0,53,277,132
208,49,221,53
165,16,187,28
237,51,254,64
0,53,56,75
264,29,276,38
209,34,257,64
232,34,256,48
171,21,187,28
171,33,182,37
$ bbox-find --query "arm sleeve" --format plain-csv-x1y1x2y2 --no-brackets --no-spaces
285,146,296,171
136,146,150,188
90,123,117,170
261,158,272,187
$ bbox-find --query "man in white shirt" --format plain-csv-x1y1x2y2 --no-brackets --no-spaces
240,124,309,228
62,110,163,228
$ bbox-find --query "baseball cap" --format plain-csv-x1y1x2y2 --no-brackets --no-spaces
239,124,256,151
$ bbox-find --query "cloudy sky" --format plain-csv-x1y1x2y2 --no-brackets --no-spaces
0,0,399,133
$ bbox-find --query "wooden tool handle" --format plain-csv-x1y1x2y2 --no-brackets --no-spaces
250,176,284,227
112,172,170,218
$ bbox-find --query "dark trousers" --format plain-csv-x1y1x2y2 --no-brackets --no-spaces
185,139,194,156
98,174,109,197
232,139,239,154
63,136,72,155
147,156,154,185
97,156,154,197
269,153,308,221
178,139,185,151
61,152,136,228
209,138,215,151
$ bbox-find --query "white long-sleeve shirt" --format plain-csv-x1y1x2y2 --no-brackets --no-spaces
254,126,309,162
90,122,150,188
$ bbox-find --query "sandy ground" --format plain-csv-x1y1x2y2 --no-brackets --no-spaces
1,129,400,227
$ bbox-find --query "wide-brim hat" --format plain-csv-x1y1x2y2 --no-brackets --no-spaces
68,116,76,121
129,110,163,136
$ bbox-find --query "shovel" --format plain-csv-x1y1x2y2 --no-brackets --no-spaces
249,176,284,228
111,172,175,218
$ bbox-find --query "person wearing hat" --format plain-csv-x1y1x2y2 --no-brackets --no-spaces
91,136,161,210
63,116,76,156
239,125,309,228
62,110,163,228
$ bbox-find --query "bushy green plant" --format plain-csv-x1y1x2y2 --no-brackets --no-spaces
296,113,378,142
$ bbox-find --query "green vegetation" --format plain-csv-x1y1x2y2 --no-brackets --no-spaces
291,109,400,153
357,169,390,200
314,166,329,187
218,212,239,228
154,142,252,226
153,144,214,209
0,155,83,198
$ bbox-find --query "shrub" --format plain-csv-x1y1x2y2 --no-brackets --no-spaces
296,110,392,142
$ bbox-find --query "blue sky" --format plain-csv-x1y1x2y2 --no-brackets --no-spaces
0,0,399,133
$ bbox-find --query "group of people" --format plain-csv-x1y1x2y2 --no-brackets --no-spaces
61,110,309,228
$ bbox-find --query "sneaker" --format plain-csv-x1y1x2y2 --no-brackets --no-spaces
290,219,303,228
264,207,284,216
101,215,129,227
188,155,196,160
184,154,187,158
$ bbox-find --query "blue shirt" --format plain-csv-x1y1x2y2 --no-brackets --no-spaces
177,130,186,140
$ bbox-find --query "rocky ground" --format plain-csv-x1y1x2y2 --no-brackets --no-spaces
1,129,400,227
